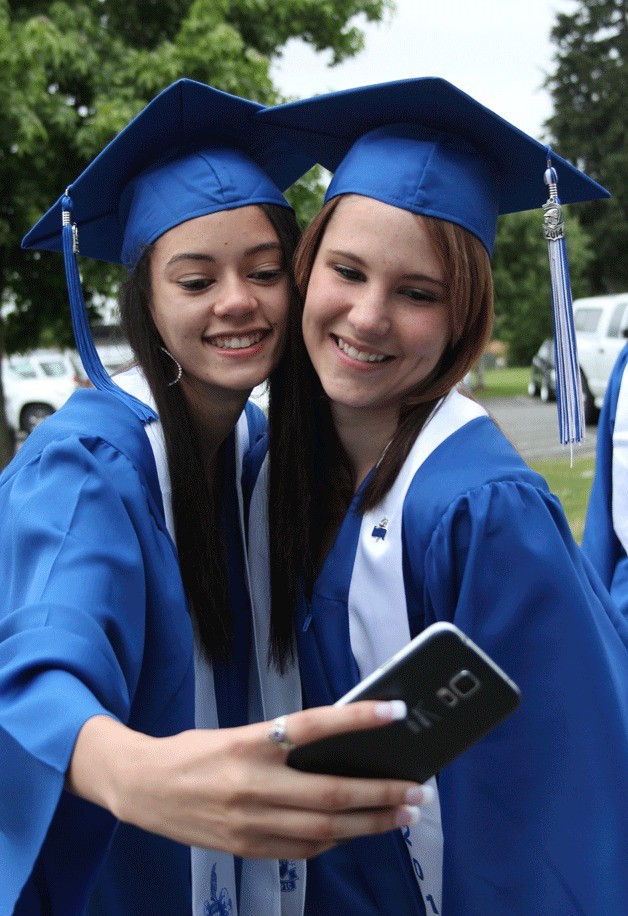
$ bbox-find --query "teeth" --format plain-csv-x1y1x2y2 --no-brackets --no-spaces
337,336,387,363
212,333,263,350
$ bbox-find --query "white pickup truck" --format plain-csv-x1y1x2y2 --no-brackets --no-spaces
574,293,628,424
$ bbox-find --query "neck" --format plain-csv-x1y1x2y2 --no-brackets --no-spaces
330,403,400,491
181,378,248,470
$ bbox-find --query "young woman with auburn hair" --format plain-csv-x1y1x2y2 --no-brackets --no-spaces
249,79,628,915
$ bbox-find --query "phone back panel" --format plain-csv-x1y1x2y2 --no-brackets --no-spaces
288,626,520,782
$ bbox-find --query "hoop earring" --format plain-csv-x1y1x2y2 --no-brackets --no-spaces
160,346,182,387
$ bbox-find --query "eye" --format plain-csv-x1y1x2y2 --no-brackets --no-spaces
249,268,285,283
334,264,365,282
177,277,214,292
400,287,439,304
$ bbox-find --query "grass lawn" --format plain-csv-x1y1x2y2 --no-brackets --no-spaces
528,454,595,544
472,366,529,399
467,366,594,542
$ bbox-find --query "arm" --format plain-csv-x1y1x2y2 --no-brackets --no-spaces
1,433,428,911
68,702,429,860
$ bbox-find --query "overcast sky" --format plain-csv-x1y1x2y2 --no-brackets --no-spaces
272,0,579,142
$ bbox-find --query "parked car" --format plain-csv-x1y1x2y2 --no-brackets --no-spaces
528,338,556,403
69,323,134,385
574,292,628,424
2,350,81,435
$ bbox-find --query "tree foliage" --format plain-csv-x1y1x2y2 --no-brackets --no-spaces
0,0,389,464
492,208,594,366
0,0,390,348
545,0,627,292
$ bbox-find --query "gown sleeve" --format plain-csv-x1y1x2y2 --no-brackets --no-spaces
0,435,153,914
411,479,628,915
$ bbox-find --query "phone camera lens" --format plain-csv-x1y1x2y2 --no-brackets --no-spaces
451,670,480,697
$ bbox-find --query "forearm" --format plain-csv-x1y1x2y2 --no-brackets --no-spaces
64,704,432,859
65,714,154,822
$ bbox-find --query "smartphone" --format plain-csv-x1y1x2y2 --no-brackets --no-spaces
287,622,520,783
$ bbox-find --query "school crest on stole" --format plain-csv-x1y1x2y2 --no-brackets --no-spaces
204,864,234,915
279,859,299,892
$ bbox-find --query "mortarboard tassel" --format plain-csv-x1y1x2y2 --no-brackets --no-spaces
543,152,585,454
61,190,157,423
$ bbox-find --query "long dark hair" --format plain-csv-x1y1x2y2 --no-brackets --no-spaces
119,204,303,666
291,196,494,587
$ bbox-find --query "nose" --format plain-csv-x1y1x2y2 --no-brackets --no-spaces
213,274,257,320
347,286,390,339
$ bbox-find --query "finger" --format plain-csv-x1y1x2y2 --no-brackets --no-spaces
267,700,407,751
261,767,434,813
229,801,422,853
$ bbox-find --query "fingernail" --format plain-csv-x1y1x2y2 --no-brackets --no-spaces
395,805,421,827
405,784,436,806
375,700,407,721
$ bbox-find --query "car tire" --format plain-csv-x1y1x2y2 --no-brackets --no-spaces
580,372,599,426
20,403,54,433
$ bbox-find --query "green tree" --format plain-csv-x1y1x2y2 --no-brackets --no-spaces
0,0,391,467
545,0,627,293
492,208,593,366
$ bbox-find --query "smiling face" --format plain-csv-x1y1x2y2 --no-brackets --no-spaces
302,195,452,422
149,204,290,405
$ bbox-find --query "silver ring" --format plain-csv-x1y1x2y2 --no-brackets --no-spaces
267,715,294,751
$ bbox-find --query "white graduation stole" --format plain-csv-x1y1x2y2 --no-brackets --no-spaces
192,420,304,916
243,454,305,916
116,368,304,915
612,362,628,554
348,390,487,915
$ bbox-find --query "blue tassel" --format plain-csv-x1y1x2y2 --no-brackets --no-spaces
543,152,585,453
61,191,157,424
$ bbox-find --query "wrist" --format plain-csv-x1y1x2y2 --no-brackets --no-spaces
67,715,156,822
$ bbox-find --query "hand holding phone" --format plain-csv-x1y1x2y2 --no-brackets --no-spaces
287,622,520,783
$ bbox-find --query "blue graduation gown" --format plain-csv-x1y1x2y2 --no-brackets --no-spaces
582,341,628,618
0,388,264,915
285,400,628,915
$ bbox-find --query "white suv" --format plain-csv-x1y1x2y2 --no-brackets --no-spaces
574,293,628,424
2,350,81,435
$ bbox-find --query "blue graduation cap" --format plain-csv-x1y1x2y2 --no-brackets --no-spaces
22,78,315,420
258,77,611,446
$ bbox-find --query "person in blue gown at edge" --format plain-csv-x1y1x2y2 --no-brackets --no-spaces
582,338,628,620
244,79,628,915
0,79,435,916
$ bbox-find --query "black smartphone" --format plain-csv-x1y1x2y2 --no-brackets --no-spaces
287,622,520,783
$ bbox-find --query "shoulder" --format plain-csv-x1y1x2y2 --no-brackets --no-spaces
402,408,550,541
1,389,161,508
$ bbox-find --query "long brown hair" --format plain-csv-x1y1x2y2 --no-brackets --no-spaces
291,195,494,584
119,204,303,666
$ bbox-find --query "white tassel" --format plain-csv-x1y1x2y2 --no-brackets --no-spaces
543,153,585,454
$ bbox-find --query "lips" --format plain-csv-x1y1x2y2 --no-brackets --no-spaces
333,335,391,363
204,330,268,350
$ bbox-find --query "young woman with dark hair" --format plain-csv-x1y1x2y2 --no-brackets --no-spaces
0,81,431,916
118,202,305,666
248,79,628,915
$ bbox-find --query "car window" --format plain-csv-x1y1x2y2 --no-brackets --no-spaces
10,360,37,379
574,308,602,333
38,359,68,377
606,303,628,339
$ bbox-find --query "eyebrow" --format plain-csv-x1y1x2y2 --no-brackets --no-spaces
166,241,282,267
327,249,447,288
